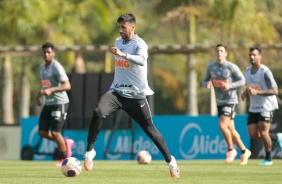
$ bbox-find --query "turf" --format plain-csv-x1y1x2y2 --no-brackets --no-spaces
0,159,281,184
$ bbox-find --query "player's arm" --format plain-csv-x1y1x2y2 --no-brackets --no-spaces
125,42,147,66
202,65,212,89
35,75,44,106
241,88,248,101
248,70,278,96
109,41,147,66
35,89,43,106
248,86,278,96
42,65,71,96
229,65,245,89
256,87,278,96
43,80,71,96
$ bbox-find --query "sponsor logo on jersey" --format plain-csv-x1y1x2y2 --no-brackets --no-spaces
212,79,228,87
115,84,133,88
115,59,130,68
41,80,51,87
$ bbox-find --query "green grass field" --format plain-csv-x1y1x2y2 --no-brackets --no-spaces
0,159,281,184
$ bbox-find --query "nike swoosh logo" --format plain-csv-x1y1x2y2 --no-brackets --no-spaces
141,103,146,107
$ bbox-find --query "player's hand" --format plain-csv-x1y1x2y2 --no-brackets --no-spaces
241,90,247,101
247,86,258,95
42,88,52,96
221,83,230,91
206,81,211,89
35,98,42,106
35,92,42,106
109,47,126,58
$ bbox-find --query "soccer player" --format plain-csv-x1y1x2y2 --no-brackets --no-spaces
202,44,251,165
84,13,180,178
241,47,282,165
35,42,74,166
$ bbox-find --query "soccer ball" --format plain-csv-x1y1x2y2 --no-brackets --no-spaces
136,150,152,164
61,157,82,177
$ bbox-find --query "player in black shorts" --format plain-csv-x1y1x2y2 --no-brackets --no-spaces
83,13,180,178
36,42,74,166
241,47,282,165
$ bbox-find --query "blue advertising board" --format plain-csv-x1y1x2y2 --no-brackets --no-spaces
21,115,250,161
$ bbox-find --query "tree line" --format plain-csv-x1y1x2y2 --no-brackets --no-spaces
1,0,282,124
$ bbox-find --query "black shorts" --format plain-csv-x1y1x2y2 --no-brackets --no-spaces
96,92,151,124
39,103,69,132
247,111,273,125
217,104,236,120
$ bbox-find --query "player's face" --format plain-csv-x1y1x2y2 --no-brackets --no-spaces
249,50,261,66
42,47,55,64
118,21,135,40
216,46,227,62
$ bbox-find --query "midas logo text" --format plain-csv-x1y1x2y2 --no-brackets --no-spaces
104,130,158,160
115,59,130,68
179,123,227,159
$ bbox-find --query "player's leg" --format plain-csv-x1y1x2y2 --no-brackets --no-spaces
228,120,251,165
219,115,233,149
84,92,120,171
258,121,272,165
248,111,282,150
229,120,245,149
217,105,237,163
270,133,282,150
265,112,282,150
52,131,67,166
124,98,179,178
258,119,272,165
38,105,55,141
247,112,260,140
49,104,72,166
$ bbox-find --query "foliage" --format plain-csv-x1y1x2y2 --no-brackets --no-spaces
2,0,282,119
0,0,133,46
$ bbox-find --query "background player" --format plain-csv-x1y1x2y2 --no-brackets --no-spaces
241,47,282,165
202,44,251,165
35,42,74,166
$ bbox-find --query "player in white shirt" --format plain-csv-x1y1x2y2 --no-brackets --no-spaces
84,13,179,178
241,47,282,165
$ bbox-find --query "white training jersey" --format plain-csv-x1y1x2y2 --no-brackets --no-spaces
109,34,154,99
245,64,278,112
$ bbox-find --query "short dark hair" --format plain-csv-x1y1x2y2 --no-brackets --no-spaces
249,47,261,54
216,44,228,51
42,42,55,50
117,13,136,24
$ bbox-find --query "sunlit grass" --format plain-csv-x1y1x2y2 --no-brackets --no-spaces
0,159,281,184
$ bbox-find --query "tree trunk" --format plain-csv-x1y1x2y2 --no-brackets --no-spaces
186,54,198,115
210,85,217,115
74,52,86,74
237,86,246,114
19,59,30,118
186,15,198,115
1,56,15,124
104,51,112,73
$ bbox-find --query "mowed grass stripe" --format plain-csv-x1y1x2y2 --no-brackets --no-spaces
0,159,281,184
